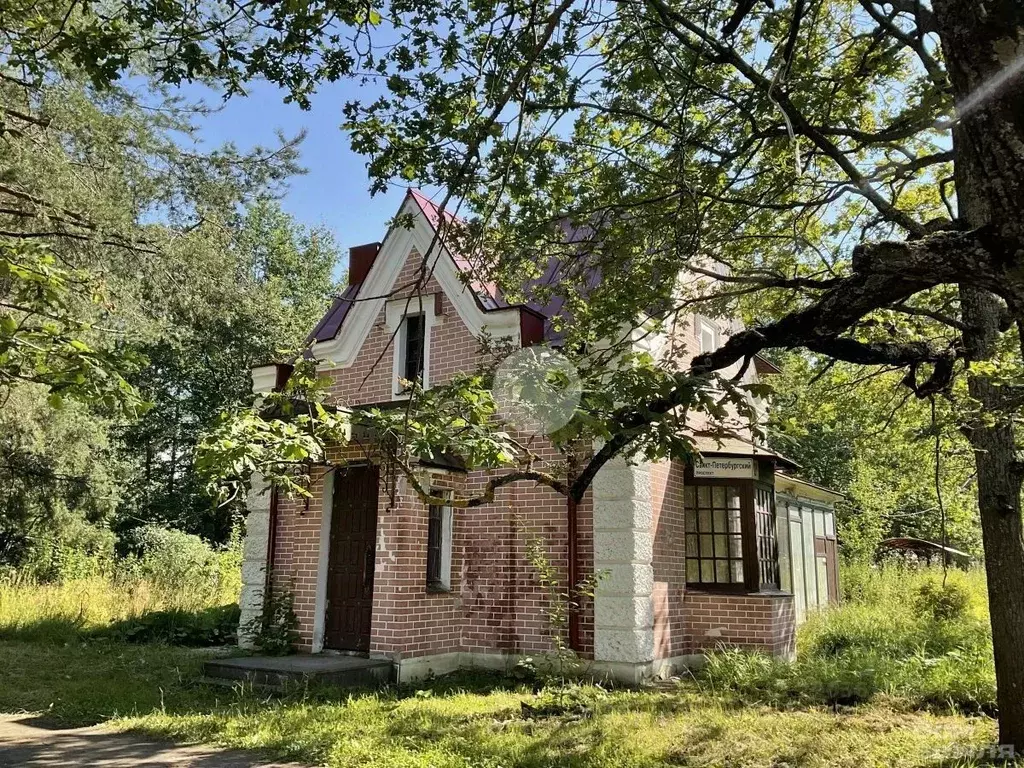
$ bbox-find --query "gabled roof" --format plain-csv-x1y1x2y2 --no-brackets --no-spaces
306,189,550,352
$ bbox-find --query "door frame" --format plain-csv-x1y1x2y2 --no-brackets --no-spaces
321,462,379,653
311,467,338,653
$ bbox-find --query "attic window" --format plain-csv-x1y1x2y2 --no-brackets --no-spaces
402,314,426,385
698,318,718,354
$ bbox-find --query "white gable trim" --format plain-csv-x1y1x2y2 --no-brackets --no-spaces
312,196,522,373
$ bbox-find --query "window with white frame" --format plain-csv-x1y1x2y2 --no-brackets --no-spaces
401,313,426,385
385,295,438,398
426,491,453,591
698,317,718,354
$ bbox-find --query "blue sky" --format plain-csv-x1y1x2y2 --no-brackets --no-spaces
179,79,414,273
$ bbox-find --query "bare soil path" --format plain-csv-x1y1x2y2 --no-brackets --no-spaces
0,715,311,767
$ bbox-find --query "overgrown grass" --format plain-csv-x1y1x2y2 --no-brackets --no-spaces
0,528,241,646
0,561,1012,766
701,564,996,713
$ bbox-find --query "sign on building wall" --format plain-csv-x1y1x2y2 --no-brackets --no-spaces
693,456,755,479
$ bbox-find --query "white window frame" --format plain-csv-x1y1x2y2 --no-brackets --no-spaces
698,317,719,354
427,490,454,591
384,295,442,398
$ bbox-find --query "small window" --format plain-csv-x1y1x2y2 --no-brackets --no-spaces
698,318,718,354
426,492,453,591
403,314,425,384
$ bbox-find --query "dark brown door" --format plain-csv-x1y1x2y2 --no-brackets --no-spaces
324,464,379,652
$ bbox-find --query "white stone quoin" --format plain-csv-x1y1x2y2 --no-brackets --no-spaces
238,473,271,648
592,455,655,671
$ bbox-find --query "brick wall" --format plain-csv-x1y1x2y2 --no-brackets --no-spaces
680,592,795,656
268,244,595,660
651,459,687,659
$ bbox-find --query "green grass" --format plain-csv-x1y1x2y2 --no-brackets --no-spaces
0,564,1014,767
700,565,997,714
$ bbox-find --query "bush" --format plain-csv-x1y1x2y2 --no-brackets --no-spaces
700,564,995,712
916,578,971,622
240,583,299,655
101,604,240,647
122,525,241,610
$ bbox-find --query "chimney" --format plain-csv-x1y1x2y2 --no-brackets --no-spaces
348,242,381,285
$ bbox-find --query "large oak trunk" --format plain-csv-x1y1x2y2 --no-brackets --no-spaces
935,0,1024,749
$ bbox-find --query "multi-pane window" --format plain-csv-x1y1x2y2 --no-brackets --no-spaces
698,318,718,354
684,472,782,592
755,485,780,588
403,314,425,384
685,484,745,585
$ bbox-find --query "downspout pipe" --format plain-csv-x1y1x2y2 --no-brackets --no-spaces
567,496,581,653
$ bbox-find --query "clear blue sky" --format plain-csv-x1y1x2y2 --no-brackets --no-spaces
180,79,413,275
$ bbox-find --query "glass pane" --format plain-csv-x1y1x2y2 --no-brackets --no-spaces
700,534,713,558
686,535,698,556
712,486,726,508
714,534,728,558
684,486,696,510
815,510,826,536
729,535,743,558
729,508,742,533
731,560,744,582
716,560,730,583
713,508,727,532
685,510,697,532
699,508,712,532
727,487,742,509
698,485,711,508
687,559,700,582
700,559,715,583
825,511,836,538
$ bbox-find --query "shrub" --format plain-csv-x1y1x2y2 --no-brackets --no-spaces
121,525,240,610
916,578,971,622
700,564,995,712
241,583,299,655
101,604,240,647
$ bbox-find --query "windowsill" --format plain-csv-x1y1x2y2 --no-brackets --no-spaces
426,582,451,594
686,585,792,597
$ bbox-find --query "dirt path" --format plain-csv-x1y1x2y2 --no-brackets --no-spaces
0,715,311,767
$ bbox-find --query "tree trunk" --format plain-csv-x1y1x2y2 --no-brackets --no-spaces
936,0,1024,747
933,0,1024,749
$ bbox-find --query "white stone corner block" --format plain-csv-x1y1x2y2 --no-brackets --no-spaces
594,529,654,564
592,496,653,531
595,563,654,597
241,560,267,586
594,628,655,663
594,595,654,630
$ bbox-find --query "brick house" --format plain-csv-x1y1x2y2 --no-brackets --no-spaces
238,189,840,684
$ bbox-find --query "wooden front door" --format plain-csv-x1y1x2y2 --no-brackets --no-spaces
324,464,379,652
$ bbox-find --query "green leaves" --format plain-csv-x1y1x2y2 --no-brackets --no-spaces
0,239,147,417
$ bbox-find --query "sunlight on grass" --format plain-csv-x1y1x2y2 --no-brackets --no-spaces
0,564,1012,767
119,683,999,768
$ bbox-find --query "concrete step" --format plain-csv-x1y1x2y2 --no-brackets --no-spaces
203,654,394,690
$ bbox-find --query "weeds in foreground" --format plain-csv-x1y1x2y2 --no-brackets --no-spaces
701,564,996,713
